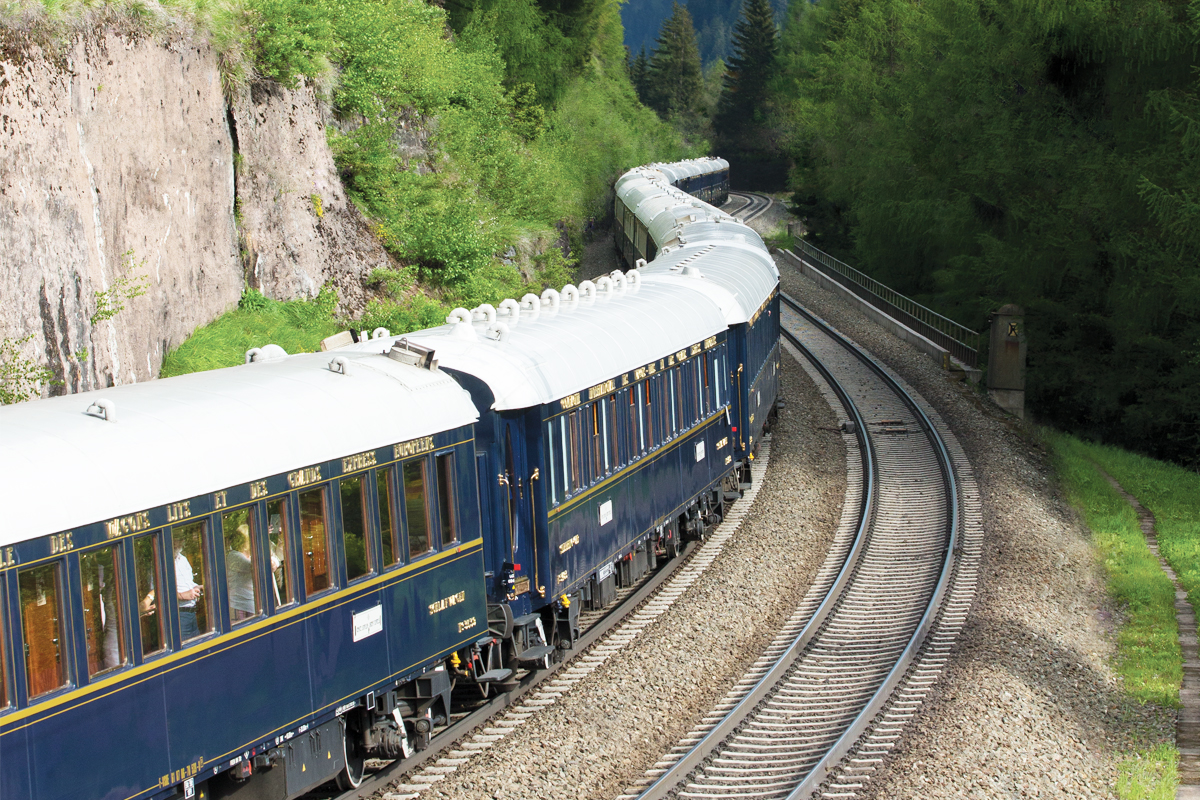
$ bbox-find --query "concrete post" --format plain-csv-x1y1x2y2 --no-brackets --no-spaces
987,304,1026,419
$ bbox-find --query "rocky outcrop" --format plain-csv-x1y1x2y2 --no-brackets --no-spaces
0,29,400,396
230,79,394,315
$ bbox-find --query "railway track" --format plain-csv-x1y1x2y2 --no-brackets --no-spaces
621,294,981,800
727,191,773,223
319,447,774,800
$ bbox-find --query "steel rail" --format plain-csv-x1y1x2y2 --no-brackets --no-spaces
633,308,878,800
634,295,960,800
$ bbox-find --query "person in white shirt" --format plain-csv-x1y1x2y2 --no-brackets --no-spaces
175,546,202,640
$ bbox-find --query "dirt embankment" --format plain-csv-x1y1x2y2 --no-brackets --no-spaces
0,29,395,394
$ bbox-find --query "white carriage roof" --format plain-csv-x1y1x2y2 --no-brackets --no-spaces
347,279,728,412
615,163,777,324
1,351,478,543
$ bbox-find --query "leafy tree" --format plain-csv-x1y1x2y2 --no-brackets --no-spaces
715,0,777,136
648,2,704,118
629,45,652,106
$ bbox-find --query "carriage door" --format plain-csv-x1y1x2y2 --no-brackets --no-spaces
503,422,534,598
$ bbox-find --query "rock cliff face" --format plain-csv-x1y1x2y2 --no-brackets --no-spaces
0,29,395,396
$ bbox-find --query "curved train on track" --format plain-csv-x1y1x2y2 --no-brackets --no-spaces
0,157,779,800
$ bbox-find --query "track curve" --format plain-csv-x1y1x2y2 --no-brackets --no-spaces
623,294,981,800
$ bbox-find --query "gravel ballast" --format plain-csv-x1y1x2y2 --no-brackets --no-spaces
387,356,848,800
773,250,1174,799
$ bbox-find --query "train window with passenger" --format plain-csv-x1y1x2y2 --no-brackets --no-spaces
172,520,212,642
80,545,126,677
340,476,371,582
378,468,398,567
18,562,68,697
267,498,293,608
404,460,432,558
436,453,458,546
134,533,165,656
222,507,261,624
299,489,332,596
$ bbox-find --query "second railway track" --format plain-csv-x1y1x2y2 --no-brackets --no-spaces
623,293,982,800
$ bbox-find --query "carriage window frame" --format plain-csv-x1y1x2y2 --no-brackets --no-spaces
171,518,215,646
221,505,263,627
298,487,334,600
133,531,167,660
403,458,434,560
377,467,400,569
339,474,373,585
0,586,8,710
547,421,559,506
18,560,70,700
435,452,459,548
266,497,294,611
79,542,127,679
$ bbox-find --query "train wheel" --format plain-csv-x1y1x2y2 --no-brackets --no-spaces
336,719,366,791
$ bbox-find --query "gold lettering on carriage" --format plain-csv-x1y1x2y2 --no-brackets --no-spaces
428,590,467,615
704,336,718,349
287,466,322,489
250,481,268,500
167,501,191,522
342,450,378,473
690,343,702,356
395,436,435,459
50,533,73,554
587,379,616,400
559,393,582,410
106,511,151,539
558,534,580,554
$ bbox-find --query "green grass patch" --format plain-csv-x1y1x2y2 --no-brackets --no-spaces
1117,742,1178,800
1048,430,1182,707
160,288,339,377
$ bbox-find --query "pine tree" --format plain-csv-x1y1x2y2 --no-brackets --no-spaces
630,45,652,106
648,2,704,118
716,0,778,133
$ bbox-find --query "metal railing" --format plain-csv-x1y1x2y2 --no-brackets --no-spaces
791,239,982,368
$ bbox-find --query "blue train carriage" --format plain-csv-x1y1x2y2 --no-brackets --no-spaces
614,162,782,473
354,269,737,673
0,345,486,800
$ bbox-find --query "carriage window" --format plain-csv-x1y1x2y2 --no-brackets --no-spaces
591,405,603,478
222,507,260,624
703,354,711,414
172,520,212,642
568,411,582,489
19,563,67,697
608,396,619,468
436,453,458,547
0,611,6,708
299,489,331,596
378,469,398,567
628,389,638,457
645,380,656,446
560,416,570,492
267,499,292,607
695,359,704,421
341,476,371,582
601,401,611,472
80,545,125,676
404,460,432,558
547,422,559,505
669,371,678,434
134,534,164,656
714,354,722,408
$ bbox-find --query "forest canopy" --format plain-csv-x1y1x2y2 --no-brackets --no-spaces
765,0,1200,466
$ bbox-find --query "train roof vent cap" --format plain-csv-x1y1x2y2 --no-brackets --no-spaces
245,344,288,363
388,338,438,371
681,265,703,278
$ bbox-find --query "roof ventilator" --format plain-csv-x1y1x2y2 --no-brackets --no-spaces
560,284,580,304
85,398,116,423
245,344,288,363
486,322,511,342
472,304,497,323
626,268,641,286
388,338,438,371
498,298,521,320
635,258,647,269
446,308,471,324
372,327,391,339
609,271,626,290
595,276,614,294
682,265,703,278
578,280,597,298
520,293,541,316
541,288,561,309
328,356,350,376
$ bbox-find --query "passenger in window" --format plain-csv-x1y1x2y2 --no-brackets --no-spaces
174,542,203,640
224,524,257,622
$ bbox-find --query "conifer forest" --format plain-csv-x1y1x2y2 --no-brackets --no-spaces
626,0,1200,468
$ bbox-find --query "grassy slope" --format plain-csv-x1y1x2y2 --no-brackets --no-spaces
1048,430,1193,798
